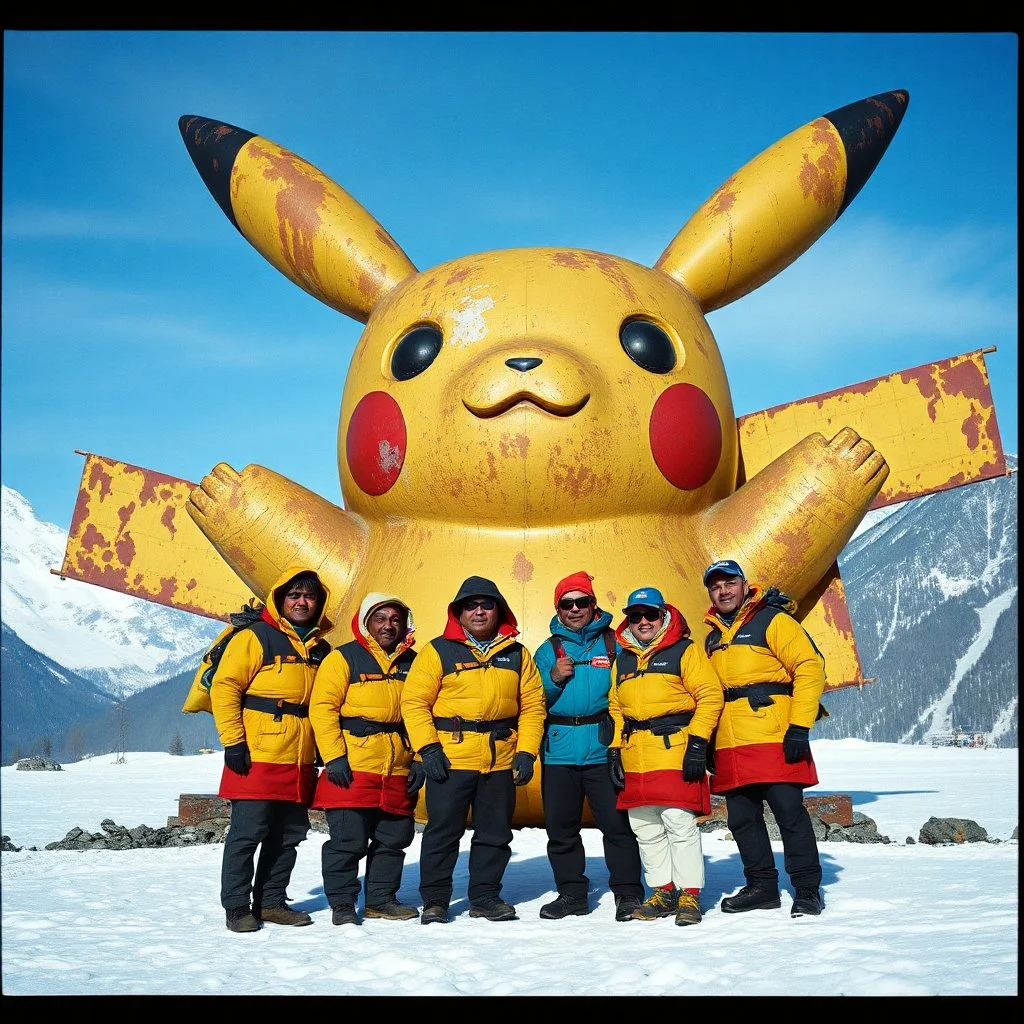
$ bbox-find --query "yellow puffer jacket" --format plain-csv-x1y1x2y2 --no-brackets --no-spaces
212,565,332,803
607,605,723,811
703,583,825,792
402,620,546,773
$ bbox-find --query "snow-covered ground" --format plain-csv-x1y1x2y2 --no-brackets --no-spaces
1,739,1017,997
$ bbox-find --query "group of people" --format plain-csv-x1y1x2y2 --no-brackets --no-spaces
209,559,828,933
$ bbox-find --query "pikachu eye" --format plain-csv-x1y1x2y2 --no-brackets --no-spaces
620,319,676,374
391,325,443,381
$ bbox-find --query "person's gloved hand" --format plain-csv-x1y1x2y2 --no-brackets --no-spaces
783,725,812,764
419,742,451,783
224,742,251,776
681,735,708,782
512,751,536,786
406,760,426,795
325,755,353,788
607,747,625,790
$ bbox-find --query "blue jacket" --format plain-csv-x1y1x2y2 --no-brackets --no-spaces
534,608,619,767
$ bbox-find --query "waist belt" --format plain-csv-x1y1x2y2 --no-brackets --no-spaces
242,695,309,720
341,716,411,751
546,711,608,727
723,682,793,710
432,715,517,769
622,711,693,747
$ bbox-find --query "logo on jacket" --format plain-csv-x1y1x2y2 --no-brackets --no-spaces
591,656,611,668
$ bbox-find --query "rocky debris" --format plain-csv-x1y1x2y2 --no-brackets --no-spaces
42,818,228,851
917,816,991,845
700,808,892,844
2,835,23,852
15,756,63,771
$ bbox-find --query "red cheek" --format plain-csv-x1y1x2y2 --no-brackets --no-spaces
345,392,407,496
649,383,722,490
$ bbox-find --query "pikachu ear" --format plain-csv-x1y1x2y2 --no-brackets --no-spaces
655,90,909,314
179,116,417,324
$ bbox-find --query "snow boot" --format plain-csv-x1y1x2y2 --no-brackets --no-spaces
256,904,313,926
469,897,518,921
331,904,360,925
791,887,823,917
225,906,260,932
674,890,702,926
364,899,419,921
421,903,450,925
539,892,590,919
632,884,677,920
614,893,643,922
720,883,781,913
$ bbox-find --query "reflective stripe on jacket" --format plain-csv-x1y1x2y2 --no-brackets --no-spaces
703,583,825,792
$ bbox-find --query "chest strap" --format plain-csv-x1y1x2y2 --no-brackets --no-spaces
723,682,793,710
242,695,309,721
546,710,608,727
622,711,693,748
432,715,517,769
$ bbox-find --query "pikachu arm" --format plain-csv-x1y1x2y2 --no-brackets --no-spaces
186,463,369,617
696,427,888,602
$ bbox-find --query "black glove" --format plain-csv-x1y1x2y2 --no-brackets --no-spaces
419,742,451,783
681,734,708,783
224,742,251,776
325,755,353,788
512,751,536,787
406,760,426,795
783,725,812,764
607,747,625,790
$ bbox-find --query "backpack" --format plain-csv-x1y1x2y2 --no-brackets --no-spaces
181,600,266,715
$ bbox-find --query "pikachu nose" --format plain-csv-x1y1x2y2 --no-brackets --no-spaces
505,357,543,372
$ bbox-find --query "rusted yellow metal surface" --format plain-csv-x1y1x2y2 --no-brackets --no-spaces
738,350,1006,509
57,453,255,620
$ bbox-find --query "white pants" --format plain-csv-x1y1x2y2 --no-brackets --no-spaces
627,805,705,891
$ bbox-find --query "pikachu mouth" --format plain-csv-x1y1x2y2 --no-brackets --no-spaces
463,392,590,419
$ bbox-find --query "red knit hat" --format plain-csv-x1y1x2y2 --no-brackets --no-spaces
554,571,596,607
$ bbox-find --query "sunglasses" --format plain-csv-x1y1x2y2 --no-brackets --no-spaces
558,597,594,611
461,598,497,612
627,608,662,624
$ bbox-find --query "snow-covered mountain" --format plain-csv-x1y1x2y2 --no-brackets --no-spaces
1,485,222,697
820,454,1018,747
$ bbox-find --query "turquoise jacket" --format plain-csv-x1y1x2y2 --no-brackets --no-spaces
534,608,619,767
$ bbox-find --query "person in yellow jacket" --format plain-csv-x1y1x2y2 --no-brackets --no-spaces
310,592,422,926
702,559,827,918
606,587,724,927
212,567,332,933
401,575,546,924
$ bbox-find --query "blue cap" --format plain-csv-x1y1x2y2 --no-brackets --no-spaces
622,587,666,613
702,559,746,586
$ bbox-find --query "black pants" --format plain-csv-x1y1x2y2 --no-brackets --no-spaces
541,762,644,900
221,799,310,911
323,807,415,908
418,768,515,907
725,782,822,891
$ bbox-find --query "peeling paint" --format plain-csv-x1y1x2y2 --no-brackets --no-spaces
449,295,495,348
512,552,534,583
161,505,177,536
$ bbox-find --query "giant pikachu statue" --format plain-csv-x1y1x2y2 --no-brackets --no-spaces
60,90,1006,825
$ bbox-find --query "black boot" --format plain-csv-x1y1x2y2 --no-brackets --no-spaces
791,887,822,917
720,883,781,913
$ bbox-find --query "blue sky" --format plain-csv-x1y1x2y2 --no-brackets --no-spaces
2,31,1018,530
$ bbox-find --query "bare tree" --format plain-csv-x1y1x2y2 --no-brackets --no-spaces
113,690,129,764
168,731,185,756
66,727,87,763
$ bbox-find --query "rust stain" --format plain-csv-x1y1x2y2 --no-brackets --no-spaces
445,265,474,286
484,451,498,482
138,468,193,504
79,523,108,553
160,487,173,501
161,505,177,536
550,462,612,500
69,485,93,539
900,364,941,421
819,585,854,638
937,357,989,403
586,251,640,304
962,407,983,451
710,178,738,216
156,577,180,604
101,550,113,563
117,502,136,535
87,461,113,501
512,551,534,583
552,251,588,271
115,532,136,567
186,578,198,591
73,560,128,589
448,478,464,498
498,434,530,459
798,120,842,208
373,225,405,258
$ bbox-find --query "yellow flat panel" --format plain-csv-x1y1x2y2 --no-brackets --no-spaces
58,453,256,620
738,350,1007,508
796,563,870,692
